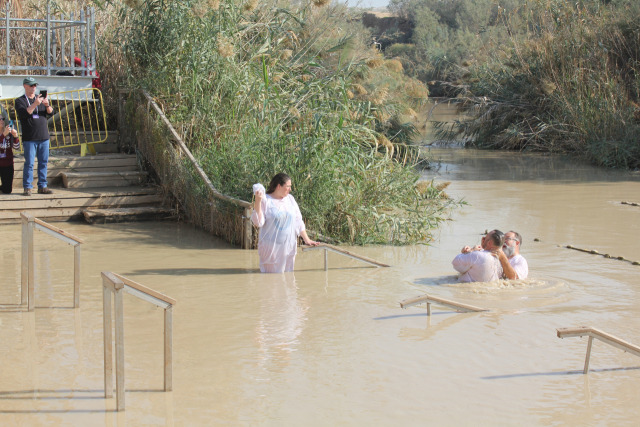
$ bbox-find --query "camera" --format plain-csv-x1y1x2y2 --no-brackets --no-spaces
39,89,48,98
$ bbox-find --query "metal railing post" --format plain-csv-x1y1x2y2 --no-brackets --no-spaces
103,279,113,398
164,306,173,391
26,216,35,311
46,2,51,75
74,244,81,308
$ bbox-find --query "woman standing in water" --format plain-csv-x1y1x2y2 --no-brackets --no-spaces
251,172,319,273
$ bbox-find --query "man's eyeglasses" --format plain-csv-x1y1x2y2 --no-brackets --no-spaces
29,84,37,87
505,237,519,242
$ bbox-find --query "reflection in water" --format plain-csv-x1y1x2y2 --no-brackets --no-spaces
253,273,307,375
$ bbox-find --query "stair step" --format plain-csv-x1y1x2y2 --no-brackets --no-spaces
13,153,139,187
0,186,164,223
83,206,175,224
60,171,148,188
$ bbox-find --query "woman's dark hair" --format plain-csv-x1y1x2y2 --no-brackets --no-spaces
266,172,291,194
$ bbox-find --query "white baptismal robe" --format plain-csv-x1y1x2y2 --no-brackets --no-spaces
452,250,503,283
251,194,305,273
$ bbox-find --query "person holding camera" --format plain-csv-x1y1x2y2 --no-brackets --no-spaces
15,76,55,196
0,116,20,194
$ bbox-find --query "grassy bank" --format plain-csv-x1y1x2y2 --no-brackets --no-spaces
449,0,640,168
94,0,451,244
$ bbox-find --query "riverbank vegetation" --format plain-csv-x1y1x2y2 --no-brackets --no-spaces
14,0,450,244
383,0,640,168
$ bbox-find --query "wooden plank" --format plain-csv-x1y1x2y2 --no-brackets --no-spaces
82,206,174,223
14,155,138,172
399,293,488,313
62,171,146,179
113,273,176,306
0,194,163,214
63,178,146,188
301,243,390,268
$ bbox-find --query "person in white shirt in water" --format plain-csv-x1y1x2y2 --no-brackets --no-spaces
452,229,505,283
497,230,529,279
251,173,319,273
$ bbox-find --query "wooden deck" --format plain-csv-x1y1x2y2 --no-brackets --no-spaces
0,186,163,223
1,152,166,223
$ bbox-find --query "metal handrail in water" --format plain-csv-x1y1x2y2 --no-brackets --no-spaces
400,293,488,316
557,326,640,373
14,212,83,312
301,243,390,270
102,271,175,411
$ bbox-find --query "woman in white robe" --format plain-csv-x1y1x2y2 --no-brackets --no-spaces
251,173,318,273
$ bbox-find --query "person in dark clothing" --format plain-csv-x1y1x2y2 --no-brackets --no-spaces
15,76,55,196
0,116,20,194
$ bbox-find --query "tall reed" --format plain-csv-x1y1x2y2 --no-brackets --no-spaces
443,0,640,169
103,0,452,244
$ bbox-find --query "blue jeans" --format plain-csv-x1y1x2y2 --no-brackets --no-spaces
22,139,50,189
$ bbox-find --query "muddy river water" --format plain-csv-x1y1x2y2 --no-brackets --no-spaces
1,147,640,426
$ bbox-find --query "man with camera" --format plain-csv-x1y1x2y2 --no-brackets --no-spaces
16,76,55,196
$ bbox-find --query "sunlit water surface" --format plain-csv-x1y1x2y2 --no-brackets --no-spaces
1,147,639,426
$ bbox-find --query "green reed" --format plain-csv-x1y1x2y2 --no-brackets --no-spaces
439,0,640,169
100,0,452,244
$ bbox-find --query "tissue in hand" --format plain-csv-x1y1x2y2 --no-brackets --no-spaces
253,183,265,196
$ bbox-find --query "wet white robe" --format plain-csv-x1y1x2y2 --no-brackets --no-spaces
452,250,503,283
251,194,305,273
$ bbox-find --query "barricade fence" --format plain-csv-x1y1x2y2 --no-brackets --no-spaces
1,87,107,153
118,89,257,249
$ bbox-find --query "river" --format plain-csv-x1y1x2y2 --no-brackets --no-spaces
0,146,639,425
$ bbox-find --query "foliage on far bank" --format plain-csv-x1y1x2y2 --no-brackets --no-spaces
441,0,640,169
98,0,450,244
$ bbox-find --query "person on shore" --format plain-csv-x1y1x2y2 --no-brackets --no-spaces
497,230,529,279
0,116,20,194
251,172,319,273
15,76,55,196
452,229,505,282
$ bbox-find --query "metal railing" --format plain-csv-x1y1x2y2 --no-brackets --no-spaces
557,326,640,373
19,211,83,311
1,88,107,154
1,3,96,76
301,243,390,270
400,293,488,316
102,271,175,412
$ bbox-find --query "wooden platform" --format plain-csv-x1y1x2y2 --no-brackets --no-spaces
0,186,163,223
12,153,138,188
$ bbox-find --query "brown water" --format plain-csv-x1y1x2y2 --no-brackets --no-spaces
1,148,640,426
